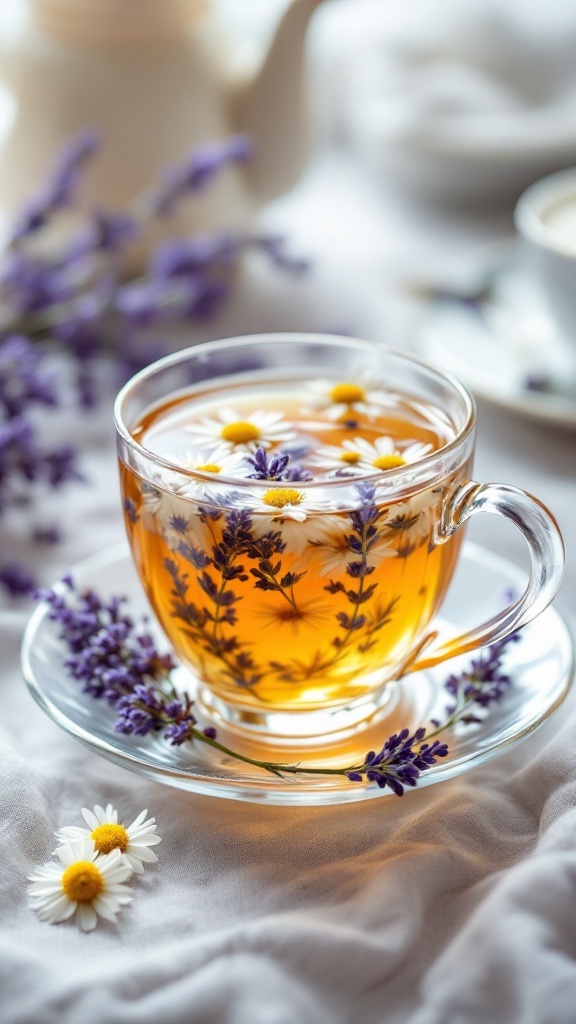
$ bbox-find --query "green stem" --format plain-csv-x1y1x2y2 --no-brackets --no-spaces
188,726,361,778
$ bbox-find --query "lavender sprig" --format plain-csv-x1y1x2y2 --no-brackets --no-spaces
9,129,99,244
37,579,522,794
1,132,307,407
0,335,82,595
245,446,312,482
442,633,521,725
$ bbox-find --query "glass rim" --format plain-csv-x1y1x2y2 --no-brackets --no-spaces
114,332,477,490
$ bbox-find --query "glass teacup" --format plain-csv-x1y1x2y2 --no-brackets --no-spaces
114,334,564,743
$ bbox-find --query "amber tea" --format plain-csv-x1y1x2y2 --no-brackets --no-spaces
120,372,470,717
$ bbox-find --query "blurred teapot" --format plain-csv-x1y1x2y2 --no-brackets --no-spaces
0,0,323,231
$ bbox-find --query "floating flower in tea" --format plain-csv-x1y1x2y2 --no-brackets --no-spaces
184,407,296,453
304,375,400,422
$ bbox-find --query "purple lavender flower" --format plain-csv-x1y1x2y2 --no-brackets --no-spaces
68,209,138,259
152,135,252,216
1,252,75,314
245,446,312,482
0,561,35,596
10,129,99,242
115,279,167,326
151,234,241,280
346,727,449,796
0,335,58,417
444,633,521,722
37,578,175,704
245,447,290,481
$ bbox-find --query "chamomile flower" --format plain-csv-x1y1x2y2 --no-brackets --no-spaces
304,376,398,422
185,407,295,453
28,839,132,932
309,517,397,576
54,804,162,876
248,487,337,556
309,443,366,475
338,435,432,473
183,445,249,494
384,488,442,549
141,484,215,555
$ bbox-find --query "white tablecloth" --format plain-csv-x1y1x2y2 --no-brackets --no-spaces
1,144,575,1024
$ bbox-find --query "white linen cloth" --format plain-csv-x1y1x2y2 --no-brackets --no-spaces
0,147,575,1023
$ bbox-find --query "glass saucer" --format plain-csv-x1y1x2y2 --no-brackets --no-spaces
22,542,574,806
414,249,576,430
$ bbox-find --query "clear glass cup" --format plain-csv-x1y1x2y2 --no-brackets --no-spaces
114,333,565,743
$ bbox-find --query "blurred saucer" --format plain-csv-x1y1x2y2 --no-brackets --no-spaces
412,250,576,429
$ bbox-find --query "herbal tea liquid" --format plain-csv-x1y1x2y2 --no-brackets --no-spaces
120,376,468,711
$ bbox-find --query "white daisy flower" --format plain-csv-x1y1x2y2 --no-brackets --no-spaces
247,487,338,556
54,804,162,876
303,376,399,422
142,484,216,555
337,435,433,473
186,445,248,482
28,839,132,932
309,443,366,475
185,407,295,453
308,516,397,576
384,488,442,549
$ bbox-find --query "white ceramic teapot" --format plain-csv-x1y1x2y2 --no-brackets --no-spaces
0,0,323,232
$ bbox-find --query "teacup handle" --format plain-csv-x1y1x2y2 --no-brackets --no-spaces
402,481,565,675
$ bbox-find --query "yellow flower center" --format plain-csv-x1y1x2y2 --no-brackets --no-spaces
262,488,303,509
90,823,129,855
196,463,221,474
372,454,406,471
330,383,365,405
220,421,260,445
339,451,361,464
61,861,103,903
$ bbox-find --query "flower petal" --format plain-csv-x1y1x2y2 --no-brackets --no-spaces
76,902,98,932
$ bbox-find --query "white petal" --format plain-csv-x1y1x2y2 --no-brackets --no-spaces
101,858,133,884
81,808,100,830
28,881,64,898
29,890,66,909
93,805,108,825
130,846,158,864
105,804,118,823
48,895,74,922
34,904,64,924
104,883,133,898
128,821,157,838
77,903,98,932
28,864,62,883
124,855,144,874
92,896,121,923
130,833,161,848
56,842,90,867
53,826,87,847
127,809,148,830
